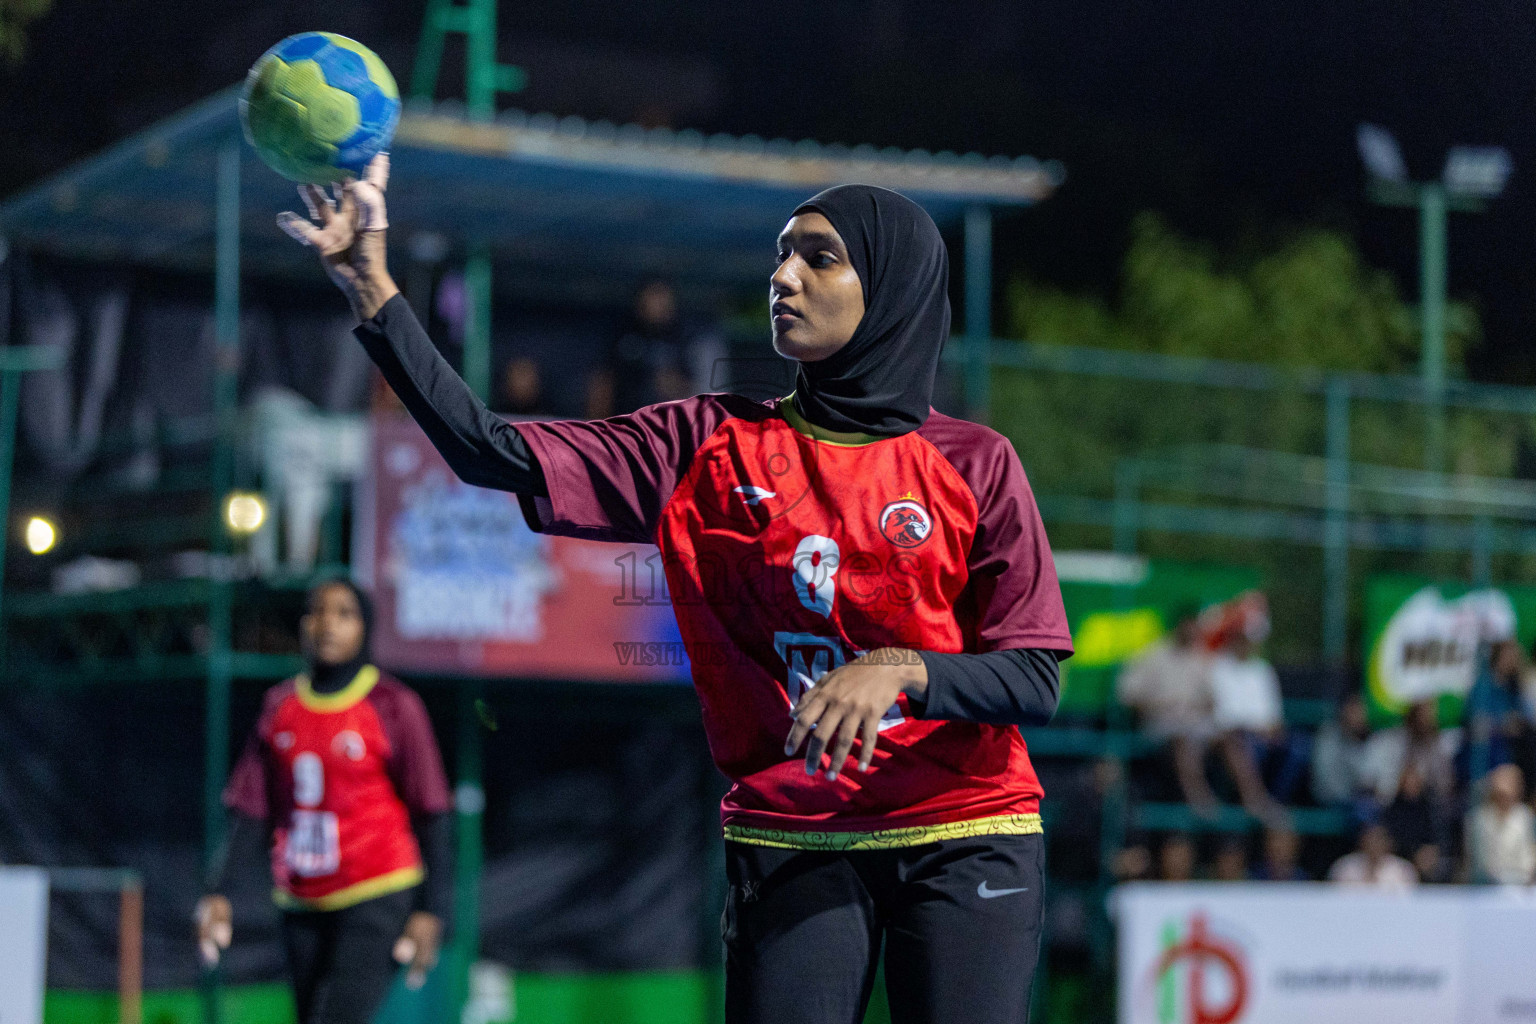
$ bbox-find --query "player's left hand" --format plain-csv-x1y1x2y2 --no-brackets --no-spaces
392,911,442,990
784,649,928,781
277,153,398,322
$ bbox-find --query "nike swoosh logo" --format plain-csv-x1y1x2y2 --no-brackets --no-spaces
733,485,777,506
977,881,1029,899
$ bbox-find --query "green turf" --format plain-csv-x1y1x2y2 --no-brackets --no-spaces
45,966,897,1024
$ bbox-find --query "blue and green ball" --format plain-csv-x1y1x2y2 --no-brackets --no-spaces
240,32,400,184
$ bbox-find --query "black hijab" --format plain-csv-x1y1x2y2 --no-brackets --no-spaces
790,184,951,436
305,577,375,694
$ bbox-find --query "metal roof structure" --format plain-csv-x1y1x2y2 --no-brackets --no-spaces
0,85,1061,296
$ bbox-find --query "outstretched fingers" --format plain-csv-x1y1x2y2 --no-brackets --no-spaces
365,152,390,192
300,184,334,224
276,211,323,246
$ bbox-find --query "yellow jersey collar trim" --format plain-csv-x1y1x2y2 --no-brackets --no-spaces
777,392,888,447
295,664,380,713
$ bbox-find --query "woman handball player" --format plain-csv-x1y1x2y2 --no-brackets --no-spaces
278,155,1072,1024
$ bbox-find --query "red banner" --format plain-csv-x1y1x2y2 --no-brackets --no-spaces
362,415,687,682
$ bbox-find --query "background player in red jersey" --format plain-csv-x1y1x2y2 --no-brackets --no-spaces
280,157,1072,1024
195,579,453,1024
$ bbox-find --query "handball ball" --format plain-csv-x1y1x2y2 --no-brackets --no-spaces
240,32,400,184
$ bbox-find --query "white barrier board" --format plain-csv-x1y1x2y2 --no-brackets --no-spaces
1117,882,1536,1024
0,867,49,1024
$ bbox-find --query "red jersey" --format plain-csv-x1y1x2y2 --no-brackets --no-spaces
516,394,1072,851
224,667,452,909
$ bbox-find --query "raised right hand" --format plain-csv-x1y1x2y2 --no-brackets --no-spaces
277,153,399,321
195,894,233,967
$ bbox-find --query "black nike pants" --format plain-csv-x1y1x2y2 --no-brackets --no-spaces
722,833,1045,1024
281,888,413,1024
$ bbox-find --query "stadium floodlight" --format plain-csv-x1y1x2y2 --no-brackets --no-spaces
1357,123,1408,184
23,516,56,555
1357,124,1513,473
224,492,267,535
1443,146,1513,199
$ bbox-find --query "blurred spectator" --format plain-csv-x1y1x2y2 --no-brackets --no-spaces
1158,833,1198,882
1327,824,1418,889
1359,699,1457,810
1116,608,1218,814
1466,763,1536,885
1466,639,1536,785
495,356,549,417
1112,844,1153,882
1252,828,1308,881
1212,838,1249,881
1311,693,1372,807
1209,630,1304,823
588,280,716,417
1381,764,1449,883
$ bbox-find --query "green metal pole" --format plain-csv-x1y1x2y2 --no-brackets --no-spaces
1419,183,1448,473
1472,516,1493,588
1112,461,1140,556
466,0,499,121
963,205,993,424
0,366,23,672
201,138,240,1024
1323,378,1350,663
410,0,454,102
463,242,493,402
451,687,485,1016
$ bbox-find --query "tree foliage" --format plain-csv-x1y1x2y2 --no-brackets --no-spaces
989,214,1520,661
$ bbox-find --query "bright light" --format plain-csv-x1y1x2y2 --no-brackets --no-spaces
1357,123,1408,183
1444,146,1513,199
224,493,267,535
24,516,56,555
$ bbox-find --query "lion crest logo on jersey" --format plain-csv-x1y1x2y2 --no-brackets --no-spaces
879,495,931,548
332,730,367,761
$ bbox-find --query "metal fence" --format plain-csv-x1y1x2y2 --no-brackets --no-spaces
941,338,1536,664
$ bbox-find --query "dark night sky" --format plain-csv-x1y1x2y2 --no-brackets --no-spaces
5,0,1536,381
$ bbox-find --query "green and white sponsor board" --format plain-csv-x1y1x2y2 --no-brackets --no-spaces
1363,575,1533,726
1055,554,1260,715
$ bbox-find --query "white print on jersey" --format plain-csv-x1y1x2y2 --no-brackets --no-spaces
792,535,840,617
774,631,905,731
286,809,341,877
293,751,324,808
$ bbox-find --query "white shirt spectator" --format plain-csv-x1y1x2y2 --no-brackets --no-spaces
1209,652,1282,733
1311,717,1370,805
1116,640,1213,740
1358,726,1459,806
1327,851,1419,889
1467,789,1536,885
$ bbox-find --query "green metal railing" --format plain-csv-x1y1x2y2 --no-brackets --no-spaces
943,337,1536,664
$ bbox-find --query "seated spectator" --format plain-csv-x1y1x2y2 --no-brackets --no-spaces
1359,699,1457,813
1117,608,1218,814
1252,828,1308,881
1212,838,1249,881
1466,639,1536,786
1327,823,1418,889
1382,764,1449,883
1158,833,1198,883
1112,844,1153,883
587,280,716,418
1311,693,1372,807
1466,763,1536,885
1209,630,1303,824
495,356,549,417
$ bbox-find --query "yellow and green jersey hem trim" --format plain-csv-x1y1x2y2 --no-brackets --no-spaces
723,812,1043,851
273,864,423,912
295,664,380,713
